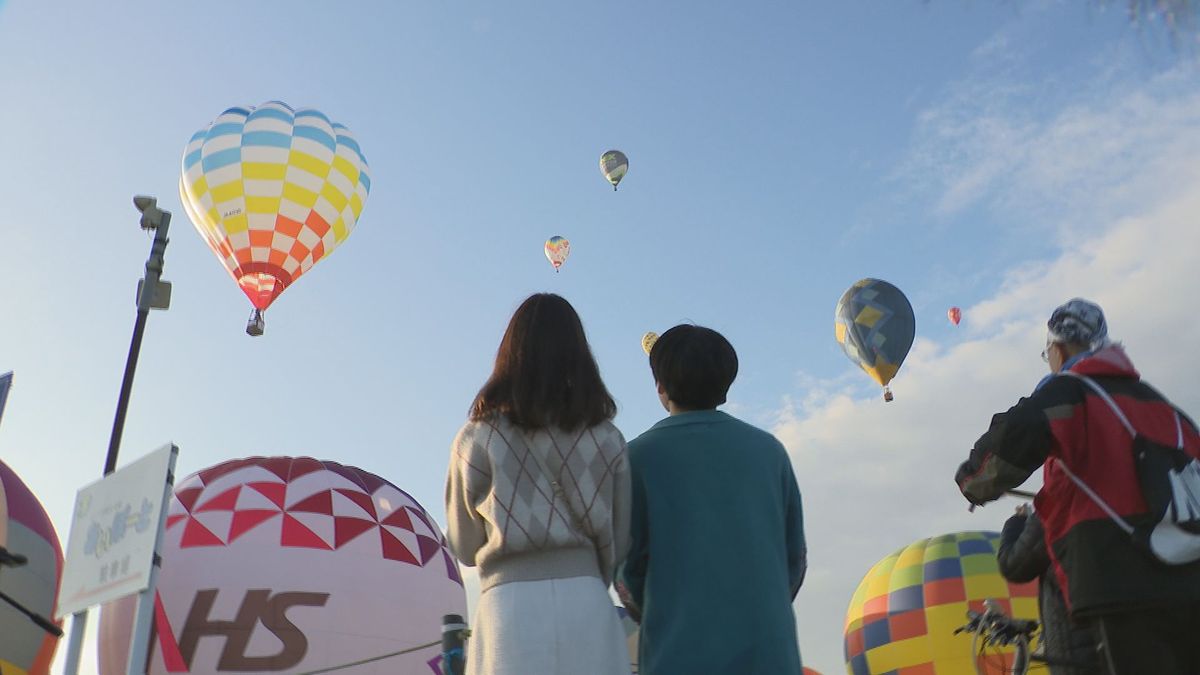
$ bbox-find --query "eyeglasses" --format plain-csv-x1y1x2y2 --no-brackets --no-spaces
1042,343,1056,363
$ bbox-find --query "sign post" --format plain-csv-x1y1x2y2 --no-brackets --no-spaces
57,444,178,675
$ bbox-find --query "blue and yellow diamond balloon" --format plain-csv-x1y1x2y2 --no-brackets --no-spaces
835,278,915,401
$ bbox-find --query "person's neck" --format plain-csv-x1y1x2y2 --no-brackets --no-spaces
667,404,715,416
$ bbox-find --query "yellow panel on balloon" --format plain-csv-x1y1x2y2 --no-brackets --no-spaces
863,635,929,672
855,305,884,328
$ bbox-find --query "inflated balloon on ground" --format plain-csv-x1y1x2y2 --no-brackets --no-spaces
180,101,371,336
0,460,63,675
98,456,465,675
844,531,1038,675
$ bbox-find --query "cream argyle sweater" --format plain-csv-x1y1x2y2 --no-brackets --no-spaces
445,416,631,591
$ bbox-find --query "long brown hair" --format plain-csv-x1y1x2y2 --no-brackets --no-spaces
471,293,616,430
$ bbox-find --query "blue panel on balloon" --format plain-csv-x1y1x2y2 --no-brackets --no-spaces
887,584,925,612
924,556,963,581
958,538,995,556
862,617,891,650
848,653,871,675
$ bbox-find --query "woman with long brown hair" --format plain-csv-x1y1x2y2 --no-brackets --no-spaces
445,293,631,675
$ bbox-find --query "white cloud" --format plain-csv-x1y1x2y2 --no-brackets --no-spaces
784,64,1200,673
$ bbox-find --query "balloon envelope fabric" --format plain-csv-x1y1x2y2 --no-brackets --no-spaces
98,456,465,675
834,278,915,389
0,460,63,675
843,531,1038,675
181,102,370,312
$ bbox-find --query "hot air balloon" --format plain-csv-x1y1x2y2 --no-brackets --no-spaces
98,456,466,675
843,531,1039,675
600,150,628,191
834,279,916,402
180,102,371,336
641,332,659,356
0,460,64,675
948,307,962,326
545,236,570,272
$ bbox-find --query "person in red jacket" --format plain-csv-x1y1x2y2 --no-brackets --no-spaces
955,298,1200,674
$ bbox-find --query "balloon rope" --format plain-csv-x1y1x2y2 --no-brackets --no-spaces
1007,489,1036,500
295,639,442,674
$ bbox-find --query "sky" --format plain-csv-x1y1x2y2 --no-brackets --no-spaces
0,1,1197,673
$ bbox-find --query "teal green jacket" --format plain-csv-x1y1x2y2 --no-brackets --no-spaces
617,410,806,674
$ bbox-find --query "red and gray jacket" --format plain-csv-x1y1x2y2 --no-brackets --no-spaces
956,345,1200,616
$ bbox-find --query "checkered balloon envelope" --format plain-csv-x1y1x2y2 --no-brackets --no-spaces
180,102,371,335
844,531,1039,675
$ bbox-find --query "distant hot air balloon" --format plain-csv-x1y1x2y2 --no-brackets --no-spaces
844,531,1039,675
545,236,570,272
641,332,659,356
600,150,628,191
98,456,466,675
834,279,915,402
180,102,371,336
0,460,64,675
948,307,962,326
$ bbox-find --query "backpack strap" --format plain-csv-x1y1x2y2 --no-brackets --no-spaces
1060,371,1136,437
1054,458,1135,535
1061,370,1185,449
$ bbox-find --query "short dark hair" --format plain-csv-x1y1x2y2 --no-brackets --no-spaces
649,324,738,410
471,293,617,430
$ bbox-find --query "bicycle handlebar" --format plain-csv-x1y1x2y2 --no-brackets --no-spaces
955,604,1039,647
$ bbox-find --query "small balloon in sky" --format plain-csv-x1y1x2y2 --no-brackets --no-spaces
545,236,570,272
180,101,371,337
641,331,658,355
948,306,962,326
600,150,628,191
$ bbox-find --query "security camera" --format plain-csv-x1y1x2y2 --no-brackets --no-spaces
133,195,157,213
133,195,163,230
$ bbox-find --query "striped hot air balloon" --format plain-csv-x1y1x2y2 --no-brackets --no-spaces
180,102,371,336
0,460,64,675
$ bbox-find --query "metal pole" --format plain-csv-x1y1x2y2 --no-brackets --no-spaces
62,612,87,675
125,446,177,675
66,197,172,675
103,203,170,475
441,614,467,675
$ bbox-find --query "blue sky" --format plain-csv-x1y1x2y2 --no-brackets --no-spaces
1,1,1197,673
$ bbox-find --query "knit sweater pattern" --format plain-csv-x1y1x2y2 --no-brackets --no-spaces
445,416,631,592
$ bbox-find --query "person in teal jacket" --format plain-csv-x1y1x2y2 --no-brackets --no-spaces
617,324,806,674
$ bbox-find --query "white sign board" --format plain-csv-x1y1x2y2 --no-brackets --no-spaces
56,444,177,619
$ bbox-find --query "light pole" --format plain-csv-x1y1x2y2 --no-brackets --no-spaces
62,196,173,675
103,196,172,475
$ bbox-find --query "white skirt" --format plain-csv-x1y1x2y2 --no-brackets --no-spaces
468,575,631,675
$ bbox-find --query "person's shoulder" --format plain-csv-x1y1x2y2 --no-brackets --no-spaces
720,413,787,452
453,416,507,449
582,420,628,454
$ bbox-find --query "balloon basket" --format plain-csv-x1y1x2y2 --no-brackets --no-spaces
883,388,894,403
246,309,265,337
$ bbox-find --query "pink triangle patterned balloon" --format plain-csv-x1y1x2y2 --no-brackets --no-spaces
98,456,465,675
544,235,570,272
